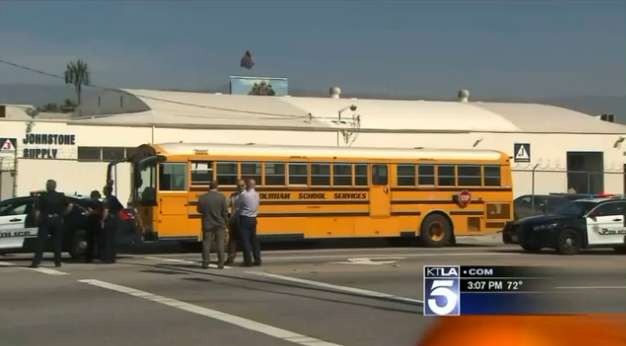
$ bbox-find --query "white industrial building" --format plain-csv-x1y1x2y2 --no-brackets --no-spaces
1,88,625,201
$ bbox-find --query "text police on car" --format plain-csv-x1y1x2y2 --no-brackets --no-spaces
505,195,626,255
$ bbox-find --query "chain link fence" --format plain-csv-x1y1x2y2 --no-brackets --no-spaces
0,157,16,200
512,169,624,198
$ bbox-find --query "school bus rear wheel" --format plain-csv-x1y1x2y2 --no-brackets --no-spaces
420,214,452,247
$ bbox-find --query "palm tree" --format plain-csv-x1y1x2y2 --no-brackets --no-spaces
64,60,91,106
248,81,276,96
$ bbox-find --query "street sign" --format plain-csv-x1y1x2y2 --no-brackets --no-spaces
513,143,531,163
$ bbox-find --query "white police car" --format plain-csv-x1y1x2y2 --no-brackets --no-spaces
513,195,626,254
0,192,94,259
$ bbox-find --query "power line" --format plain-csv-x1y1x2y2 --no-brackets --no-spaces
0,58,311,120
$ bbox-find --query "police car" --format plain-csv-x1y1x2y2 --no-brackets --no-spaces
511,195,626,254
0,192,137,259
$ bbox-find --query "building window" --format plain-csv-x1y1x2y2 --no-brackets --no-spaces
216,161,238,186
125,147,137,159
241,162,262,184
397,164,416,186
265,162,286,185
437,165,455,186
458,165,482,186
191,161,213,184
288,162,308,185
159,163,187,191
332,163,352,186
77,147,101,161
311,163,330,185
417,164,435,185
355,164,368,186
484,165,501,186
102,147,125,162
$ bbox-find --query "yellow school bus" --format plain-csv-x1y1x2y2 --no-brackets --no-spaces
107,143,513,247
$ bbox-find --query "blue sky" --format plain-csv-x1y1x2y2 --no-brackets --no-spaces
0,1,624,98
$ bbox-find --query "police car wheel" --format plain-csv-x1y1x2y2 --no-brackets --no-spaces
420,214,452,248
68,229,87,260
556,229,582,255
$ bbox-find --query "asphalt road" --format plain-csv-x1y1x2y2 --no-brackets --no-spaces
1,244,625,346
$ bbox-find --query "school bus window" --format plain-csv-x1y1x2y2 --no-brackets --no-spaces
159,163,187,191
288,162,308,185
355,164,368,186
265,162,286,185
397,164,416,186
458,165,482,186
484,165,501,186
241,162,262,184
191,161,213,184
372,164,388,185
417,164,435,185
437,165,455,186
333,163,352,186
215,161,238,185
311,163,330,185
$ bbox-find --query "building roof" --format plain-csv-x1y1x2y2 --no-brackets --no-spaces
155,142,506,161
69,89,626,134
1,104,71,120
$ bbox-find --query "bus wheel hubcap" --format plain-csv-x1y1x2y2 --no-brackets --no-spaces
429,222,443,241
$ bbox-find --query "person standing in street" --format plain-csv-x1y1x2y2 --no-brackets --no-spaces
225,179,246,265
234,178,261,267
197,180,228,269
101,185,123,264
30,179,72,268
84,190,103,263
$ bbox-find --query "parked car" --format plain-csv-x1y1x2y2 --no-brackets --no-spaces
503,193,604,244
0,192,138,259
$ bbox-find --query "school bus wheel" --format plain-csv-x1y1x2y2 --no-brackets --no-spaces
420,213,453,247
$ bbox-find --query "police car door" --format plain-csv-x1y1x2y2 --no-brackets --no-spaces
0,198,36,250
586,201,626,246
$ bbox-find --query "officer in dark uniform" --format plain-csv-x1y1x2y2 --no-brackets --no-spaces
101,185,123,264
85,190,103,263
30,179,72,268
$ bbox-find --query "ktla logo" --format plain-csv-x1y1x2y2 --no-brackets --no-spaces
423,266,460,316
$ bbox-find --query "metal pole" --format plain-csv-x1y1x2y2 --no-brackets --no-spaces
531,164,539,215
151,125,155,145
12,145,17,197
586,172,591,194
336,130,340,147
114,164,118,196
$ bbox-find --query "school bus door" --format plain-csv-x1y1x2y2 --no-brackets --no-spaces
369,164,391,217
156,162,191,240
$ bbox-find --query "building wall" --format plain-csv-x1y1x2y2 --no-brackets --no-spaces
1,118,623,202
77,90,149,117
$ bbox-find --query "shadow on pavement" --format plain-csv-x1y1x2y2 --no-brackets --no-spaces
121,260,423,315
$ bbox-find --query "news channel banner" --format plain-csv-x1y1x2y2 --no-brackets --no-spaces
423,265,559,316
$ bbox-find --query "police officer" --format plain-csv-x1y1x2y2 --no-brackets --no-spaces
30,179,72,268
85,190,103,263
101,185,123,264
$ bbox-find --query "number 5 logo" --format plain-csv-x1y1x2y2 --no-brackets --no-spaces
428,280,458,315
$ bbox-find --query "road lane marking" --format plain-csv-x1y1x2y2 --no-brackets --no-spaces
26,267,69,276
554,286,626,290
335,258,399,265
79,279,344,346
143,256,230,269
1,261,68,275
136,251,521,263
246,271,423,304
